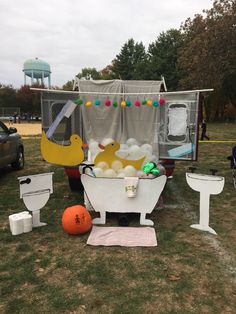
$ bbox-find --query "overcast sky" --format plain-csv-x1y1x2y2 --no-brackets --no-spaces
0,0,214,88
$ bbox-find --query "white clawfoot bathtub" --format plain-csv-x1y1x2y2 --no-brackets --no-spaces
81,174,167,226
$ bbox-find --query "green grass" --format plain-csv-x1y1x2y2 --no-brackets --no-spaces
0,122,236,313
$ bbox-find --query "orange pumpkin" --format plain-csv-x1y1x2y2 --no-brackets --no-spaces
62,205,92,235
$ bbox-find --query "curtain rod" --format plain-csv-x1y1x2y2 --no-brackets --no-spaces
30,88,214,95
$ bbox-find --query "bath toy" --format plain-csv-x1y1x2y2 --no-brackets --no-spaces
41,131,85,166
142,162,160,175
94,141,146,170
62,205,92,235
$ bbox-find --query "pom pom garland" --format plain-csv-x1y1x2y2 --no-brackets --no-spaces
153,100,159,107
85,101,92,107
126,100,131,107
74,98,83,105
159,98,166,105
95,99,101,106
105,99,111,107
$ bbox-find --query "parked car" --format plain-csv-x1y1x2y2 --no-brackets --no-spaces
0,120,24,170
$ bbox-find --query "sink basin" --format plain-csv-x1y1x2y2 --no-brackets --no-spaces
186,172,225,235
186,173,224,195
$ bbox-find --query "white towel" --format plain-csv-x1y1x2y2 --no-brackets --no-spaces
124,177,139,197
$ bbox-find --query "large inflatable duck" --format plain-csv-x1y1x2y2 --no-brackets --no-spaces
41,131,85,166
94,141,145,170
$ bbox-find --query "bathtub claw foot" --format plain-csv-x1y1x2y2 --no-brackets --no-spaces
140,213,154,226
93,212,106,224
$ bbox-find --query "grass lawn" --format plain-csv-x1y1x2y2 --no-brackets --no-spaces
0,122,236,313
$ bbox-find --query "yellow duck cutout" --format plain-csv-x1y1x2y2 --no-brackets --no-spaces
94,141,146,170
41,131,86,166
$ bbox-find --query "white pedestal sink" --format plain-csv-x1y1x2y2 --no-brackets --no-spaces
186,172,225,235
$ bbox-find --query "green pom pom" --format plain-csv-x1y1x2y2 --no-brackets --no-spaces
142,99,147,105
74,98,83,105
113,101,118,107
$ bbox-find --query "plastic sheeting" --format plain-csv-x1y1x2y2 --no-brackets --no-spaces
78,80,164,155
168,107,187,136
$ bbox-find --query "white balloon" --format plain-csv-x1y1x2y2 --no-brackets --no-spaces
150,154,159,164
123,165,137,177
126,138,139,146
92,167,104,177
129,144,140,153
96,161,109,171
137,170,146,178
116,150,129,159
140,144,153,154
104,169,117,177
117,172,125,178
111,160,123,172
143,152,152,164
120,143,128,150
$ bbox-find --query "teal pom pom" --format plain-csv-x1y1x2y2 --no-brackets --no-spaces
95,99,101,106
153,100,159,107
126,100,131,107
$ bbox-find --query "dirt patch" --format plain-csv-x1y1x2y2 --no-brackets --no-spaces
10,122,42,136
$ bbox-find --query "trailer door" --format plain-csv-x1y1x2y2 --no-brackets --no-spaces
158,91,200,161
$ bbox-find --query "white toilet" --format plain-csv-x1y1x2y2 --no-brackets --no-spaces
18,172,54,228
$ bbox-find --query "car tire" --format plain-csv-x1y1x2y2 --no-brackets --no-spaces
11,147,24,170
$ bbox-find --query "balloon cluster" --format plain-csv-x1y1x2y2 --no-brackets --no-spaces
74,98,166,107
86,138,161,178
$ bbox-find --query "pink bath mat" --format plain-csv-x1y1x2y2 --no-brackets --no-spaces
87,226,157,247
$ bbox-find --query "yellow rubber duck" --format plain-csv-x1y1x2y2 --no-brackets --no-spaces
94,141,146,170
41,131,86,166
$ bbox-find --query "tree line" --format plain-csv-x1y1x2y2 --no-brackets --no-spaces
1,0,235,121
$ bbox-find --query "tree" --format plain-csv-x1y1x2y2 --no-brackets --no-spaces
148,29,184,90
16,84,42,115
112,39,149,80
62,80,74,91
0,84,17,108
100,61,117,80
178,0,236,118
76,68,101,80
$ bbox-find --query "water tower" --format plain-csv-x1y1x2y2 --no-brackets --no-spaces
23,57,51,87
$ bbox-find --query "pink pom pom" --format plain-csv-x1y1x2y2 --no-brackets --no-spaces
159,98,166,105
135,100,141,107
105,99,111,107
